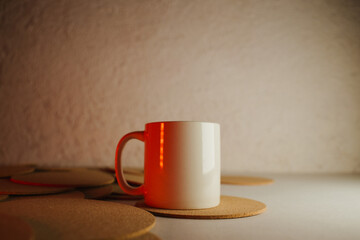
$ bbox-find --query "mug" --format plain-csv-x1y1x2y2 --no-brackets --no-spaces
115,121,221,209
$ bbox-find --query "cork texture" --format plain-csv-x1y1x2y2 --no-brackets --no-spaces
136,195,266,219
80,185,113,199
0,179,72,195
0,166,35,178
0,213,35,240
133,232,161,240
0,194,9,201
11,170,114,187
0,197,155,239
221,175,274,186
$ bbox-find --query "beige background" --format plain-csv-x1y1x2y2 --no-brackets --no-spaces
1,0,359,173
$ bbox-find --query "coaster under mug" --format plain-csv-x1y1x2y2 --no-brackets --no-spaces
135,195,267,219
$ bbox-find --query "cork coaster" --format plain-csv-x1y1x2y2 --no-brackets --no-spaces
125,173,144,185
80,185,113,199
11,169,114,187
36,167,89,172
97,166,115,174
98,166,143,175
106,184,144,200
112,183,126,194
27,191,85,199
0,179,72,195
23,163,38,168
106,193,144,200
0,194,9,201
124,167,144,176
221,175,274,186
0,213,35,240
13,190,85,200
132,232,161,240
0,166,35,178
136,195,266,219
0,198,155,239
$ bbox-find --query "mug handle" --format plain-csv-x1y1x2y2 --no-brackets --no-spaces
115,131,145,195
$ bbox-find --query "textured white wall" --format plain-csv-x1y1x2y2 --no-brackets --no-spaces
1,0,360,173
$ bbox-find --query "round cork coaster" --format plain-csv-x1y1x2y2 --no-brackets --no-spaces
106,184,144,200
136,195,266,219
132,232,161,240
107,193,144,201
0,179,72,195
26,191,85,199
125,173,144,185
124,167,144,176
80,185,113,199
11,169,114,187
112,183,126,194
0,166,35,178
36,166,89,172
97,166,115,174
99,167,143,175
0,198,155,239
13,191,85,200
221,175,274,186
0,213,34,240
0,194,9,201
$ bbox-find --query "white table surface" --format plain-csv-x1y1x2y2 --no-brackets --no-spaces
119,174,360,240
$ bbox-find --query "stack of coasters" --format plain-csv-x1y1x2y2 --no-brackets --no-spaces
0,165,158,239
10,169,116,199
0,166,149,201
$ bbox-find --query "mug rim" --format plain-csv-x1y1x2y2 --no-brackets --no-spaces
145,121,219,126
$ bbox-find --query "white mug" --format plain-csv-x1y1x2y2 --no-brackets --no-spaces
115,121,221,209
